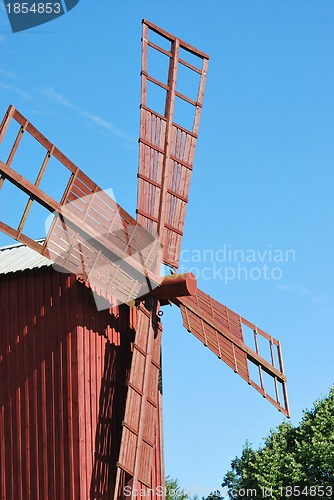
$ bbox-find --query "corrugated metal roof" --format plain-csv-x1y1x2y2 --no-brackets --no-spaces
0,240,51,275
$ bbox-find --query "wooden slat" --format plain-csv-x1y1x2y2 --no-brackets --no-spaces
115,305,162,495
18,148,53,235
137,22,209,270
143,19,210,59
147,40,172,58
0,106,164,306
175,288,290,417
0,266,132,498
0,105,15,144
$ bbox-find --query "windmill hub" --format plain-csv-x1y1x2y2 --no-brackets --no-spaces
150,272,197,301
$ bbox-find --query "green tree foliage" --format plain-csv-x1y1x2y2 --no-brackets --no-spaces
165,476,199,500
207,387,334,499
204,491,224,499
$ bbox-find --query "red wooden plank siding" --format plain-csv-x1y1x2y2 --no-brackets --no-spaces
0,267,134,499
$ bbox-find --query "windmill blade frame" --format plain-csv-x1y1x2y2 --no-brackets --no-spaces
137,20,209,269
114,303,164,496
0,106,163,305
174,288,290,417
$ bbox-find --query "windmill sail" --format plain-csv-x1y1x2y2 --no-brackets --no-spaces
118,20,211,494
115,305,163,494
0,106,162,305
174,289,290,417
136,20,209,270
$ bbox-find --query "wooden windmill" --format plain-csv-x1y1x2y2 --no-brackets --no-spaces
0,20,289,500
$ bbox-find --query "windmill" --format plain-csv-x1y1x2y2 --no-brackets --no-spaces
0,20,289,500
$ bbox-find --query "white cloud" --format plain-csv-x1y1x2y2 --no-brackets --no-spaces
40,87,136,143
0,3,9,35
0,69,17,79
277,283,334,312
0,82,31,99
277,284,308,295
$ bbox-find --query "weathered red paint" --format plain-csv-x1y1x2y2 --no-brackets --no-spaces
0,267,135,499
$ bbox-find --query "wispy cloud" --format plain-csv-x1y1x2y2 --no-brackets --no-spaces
0,69,16,79
40,87,136,143
0,82,31,99
277,284,309,295
278,283,334,312
0,3,9,36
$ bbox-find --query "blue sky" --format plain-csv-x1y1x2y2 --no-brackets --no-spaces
1,0,334,496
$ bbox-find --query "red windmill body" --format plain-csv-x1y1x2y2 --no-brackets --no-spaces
0,20,289,499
